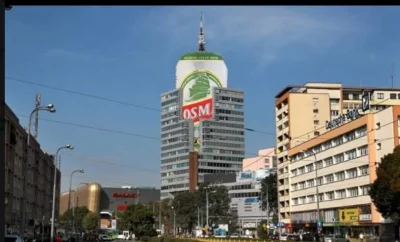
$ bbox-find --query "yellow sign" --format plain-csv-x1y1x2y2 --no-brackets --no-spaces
339,208,359,223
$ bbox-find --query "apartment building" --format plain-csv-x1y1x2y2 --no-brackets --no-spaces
5,104,61,233
288,105,399,238
242,148,277,171
275,83,400,226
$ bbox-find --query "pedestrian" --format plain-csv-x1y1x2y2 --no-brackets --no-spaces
359,232,364,242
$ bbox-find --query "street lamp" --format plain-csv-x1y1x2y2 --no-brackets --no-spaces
205,188,216,230
68,169,84,211
302,150,320,232
171,206,176,236
21,104,56,234
50,144,74,242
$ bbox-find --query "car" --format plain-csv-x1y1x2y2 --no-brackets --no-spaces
5,234,25,242
287,234,301,241
323,234,349,242
302,232,316,241
280,233,288,241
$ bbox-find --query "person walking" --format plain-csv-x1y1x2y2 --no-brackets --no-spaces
359,232,364,242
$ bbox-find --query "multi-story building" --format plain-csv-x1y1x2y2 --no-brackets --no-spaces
205,169,273,236
160,18,245,199
288,105,399,238
5,104,61,233
242,148,276,171
275,83,400,224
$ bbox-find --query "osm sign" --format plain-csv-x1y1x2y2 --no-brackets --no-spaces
182,98,213,123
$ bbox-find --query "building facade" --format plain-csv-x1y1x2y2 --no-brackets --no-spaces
59,184,160,215
160,19,245,199
242,148,276,171
5,104,61,232
275,83,400,225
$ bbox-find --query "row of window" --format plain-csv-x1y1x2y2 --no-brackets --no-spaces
215,109,244,116
292,165,369,191
161,122,189,132
161,142,189,151
161,169,189,177
161,91,179,101
203,141,244,149
291,125,367,163
161,148,190,158
229,192,260,198
216,116,244,122
291,145,368,177
215,103,243,110
215,89,243,97
291,205,371,223
292,185,370,205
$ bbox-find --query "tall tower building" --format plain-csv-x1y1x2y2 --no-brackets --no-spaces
160,14,245,199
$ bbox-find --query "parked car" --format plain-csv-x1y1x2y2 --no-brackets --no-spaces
5,234,25,242
287,234,301,241
323,234,349,242
302,232,317,241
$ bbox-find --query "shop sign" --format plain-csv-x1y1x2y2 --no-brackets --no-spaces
339,208,359,223
326,108,360,130
112,192,137,198
359,214,372,221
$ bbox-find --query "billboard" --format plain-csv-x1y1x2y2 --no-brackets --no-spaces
100,218,117,230
176,54,228,152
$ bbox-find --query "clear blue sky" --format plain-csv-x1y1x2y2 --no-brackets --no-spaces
5,6,400,192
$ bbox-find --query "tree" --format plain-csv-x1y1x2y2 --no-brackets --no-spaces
193,182,233,231
260,172,278,224
118,204,156,238
172,191,199,232
82,212,99,231
60,206,90,231
369,146,400,239
148,199,174,235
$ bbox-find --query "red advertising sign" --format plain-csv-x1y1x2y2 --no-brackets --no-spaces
112,192,137,198
117,205,128,211
182,98,213,123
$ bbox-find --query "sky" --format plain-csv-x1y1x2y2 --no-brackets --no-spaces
5,6,400,192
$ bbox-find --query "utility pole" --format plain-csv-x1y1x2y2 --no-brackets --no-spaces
206,190,209,227
266,183,270,231
197,207,200,228
158,201,162,231
153,202,156,229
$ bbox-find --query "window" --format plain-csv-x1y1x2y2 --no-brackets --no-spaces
336,171,345,181
326,192,335,200
331,110,339,116
359,165,369,176
347,149,357,160
292,170,298,176
292,198,298,205
335,154,345,163
307,195,315,203
325,174,334,183
316,177,323,185
314,120,319,125
359,146,368,156
299,167,305,174
313,97,319,102
336,189,346,199
346,132,356,141
307,179,315,188
299,182,305,189
306,164,314,172
313,109,319,114
318,193,324,201
324,141,332,149
292,184,297,191
353,94,360,100
347,168,358,178
390,93,397,99
377,93,384,99
330,98,340,104
299,197,306,204
348,187,359,197
314,131,320,136
325,157,334,166
333,137,343,146
315,161,323,169
360,185,370,195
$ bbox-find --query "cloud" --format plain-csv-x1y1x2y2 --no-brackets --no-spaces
139,6,362,65
45,48,112,63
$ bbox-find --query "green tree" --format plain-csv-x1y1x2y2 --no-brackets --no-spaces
369,146,400,239
260,172,279,224
82,212,99,231
147,199,174,235
196,183,232,226
256,220,269,239
172,191,199,232
118,204,156,238
60,206,90,231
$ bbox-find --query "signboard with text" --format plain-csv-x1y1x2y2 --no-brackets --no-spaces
339,208,359,223
112,192,137,198
326,108,360,130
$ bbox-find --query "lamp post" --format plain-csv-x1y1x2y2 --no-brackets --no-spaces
67,169,84,235
302,150,320,232
21,104,56,234
50,144,74,242
171,206,176,236
205,189,216,227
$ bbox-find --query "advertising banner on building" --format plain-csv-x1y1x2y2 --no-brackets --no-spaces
100,218,112,229
176,53,228,152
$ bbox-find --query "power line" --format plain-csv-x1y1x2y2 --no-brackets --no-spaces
7,77,160,112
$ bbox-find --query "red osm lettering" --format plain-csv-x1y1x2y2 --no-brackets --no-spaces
182,98,213,123
112,193,137,198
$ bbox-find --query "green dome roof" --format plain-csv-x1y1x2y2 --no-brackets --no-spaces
180,51,223,61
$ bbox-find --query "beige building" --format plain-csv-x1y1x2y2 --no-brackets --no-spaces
5,104,61,232
242,148,276,171
275,83,400,235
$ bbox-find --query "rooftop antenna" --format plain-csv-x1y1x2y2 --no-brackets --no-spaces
33,93,41,139
198,12,206,52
